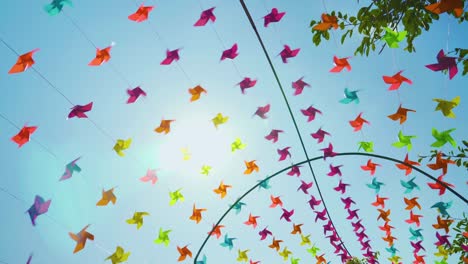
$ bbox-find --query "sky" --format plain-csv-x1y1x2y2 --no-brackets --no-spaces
0,0,467,263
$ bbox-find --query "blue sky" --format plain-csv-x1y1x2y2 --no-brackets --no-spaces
0,0,467,263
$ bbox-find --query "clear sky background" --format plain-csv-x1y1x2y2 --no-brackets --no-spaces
0,0,467,263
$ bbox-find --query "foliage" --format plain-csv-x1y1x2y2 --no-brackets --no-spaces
346,257,369,264
445,213,468,263
345,252,380,264
309,0,468,76
418,140,468,170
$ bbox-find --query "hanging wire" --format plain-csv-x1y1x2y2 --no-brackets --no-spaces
0,114,113,257
237,0,352,257
196,0,243,79
130,0,195,86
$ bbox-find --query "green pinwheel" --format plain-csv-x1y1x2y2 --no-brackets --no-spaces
392,130,416,151
200,165,212,176
358,141,374,152
154,228,171,247
431,128,457,148
231,137,246,152
382,27,407,48
169,188,184,206
306,245,320,257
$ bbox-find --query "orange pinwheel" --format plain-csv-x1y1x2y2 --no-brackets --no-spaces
427,174,455,195
177,245,192,261
96,188,117,206
360,159,381,176
243,213,260,229
154,119,175,134
208,224,225,239
316,254,327,264
188,85,207,102
404,197,421,210
11,125,37,148
388,104,416,124
8,48,39,74
128,5,154,22
377,209,391,222
382,233,396,246
213,181,232,199
396,154,420,175
349,112,369,131
405,210,423,227
69,224,94,253
371,195,388,208
268,237,283,251
382,70,412,90
88,46,112,66
379,221,394,235
427,152,455,175
244,160,259,174
291,223,303,235
313,13,338,31
425,0,464,18
269,195,283,208
330,56,351,72
189,203,206,224
432,215,454,233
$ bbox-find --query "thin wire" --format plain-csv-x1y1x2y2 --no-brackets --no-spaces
131,0,195,86
237,0,351,257
0,185,112,256
197,0,243,79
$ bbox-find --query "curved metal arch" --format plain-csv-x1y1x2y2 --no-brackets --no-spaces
193,151,467,263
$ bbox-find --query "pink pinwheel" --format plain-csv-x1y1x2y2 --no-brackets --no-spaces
237,77,257,94
140,169,158,185
278,45,300,63
327,164,343,177
253,104,270,119
426,49,458,80
287,165,302,177
297,180,313,194
127,86,147,104
161,49,180,65
68,102,93,119
265,129,283,143
301,105,322,122
263,8,285,27
194,7,216,26
221,44,238,60
277,146,291,161
291,77,311,96
311,127,330,143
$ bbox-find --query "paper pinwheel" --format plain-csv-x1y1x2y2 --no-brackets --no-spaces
382,27,407,48
9,49,40,74
113,138,132,156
